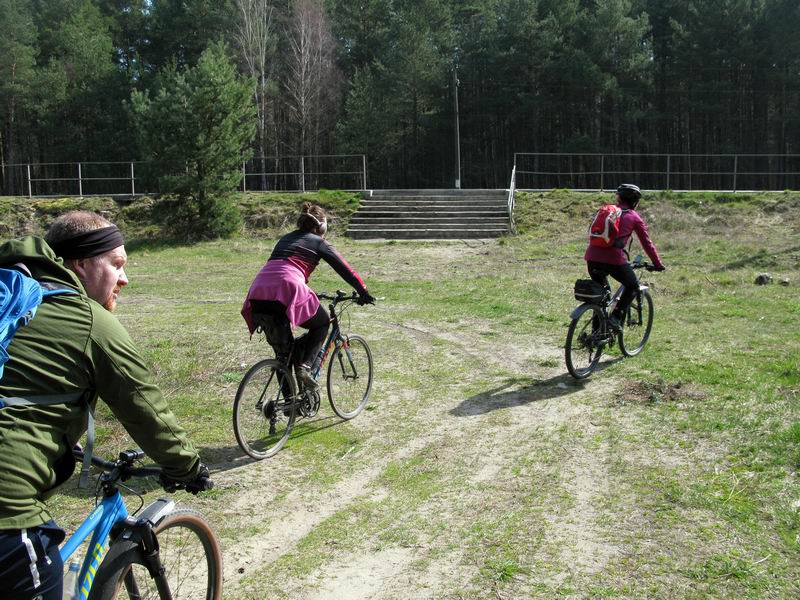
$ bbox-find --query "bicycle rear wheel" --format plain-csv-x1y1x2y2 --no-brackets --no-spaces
619,289,654,357
88,509,222,600
327,334,373,419
233,359,297,459
565,305,605,379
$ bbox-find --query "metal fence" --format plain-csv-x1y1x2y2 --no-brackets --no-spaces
0,154,367,198
513,153,800,192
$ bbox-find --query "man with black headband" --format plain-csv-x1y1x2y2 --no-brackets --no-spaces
46,216,128,312
0,211,209,600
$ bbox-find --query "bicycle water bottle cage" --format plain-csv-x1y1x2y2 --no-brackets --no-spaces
254,313,293,356
574,279,610,305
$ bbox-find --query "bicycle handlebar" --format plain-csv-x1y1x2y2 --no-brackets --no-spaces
316,290,357,302
317,290,377,305
630,254,664,272
632,262,662,272
73,448,213,493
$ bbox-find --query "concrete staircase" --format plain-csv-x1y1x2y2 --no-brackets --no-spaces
346,189,511,240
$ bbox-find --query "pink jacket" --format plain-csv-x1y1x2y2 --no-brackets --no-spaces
584,203,663,268
241,260,320,334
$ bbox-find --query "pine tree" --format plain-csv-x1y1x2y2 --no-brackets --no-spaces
131,42,256,238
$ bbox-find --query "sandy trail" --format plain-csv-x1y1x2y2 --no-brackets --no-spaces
213,314,622,598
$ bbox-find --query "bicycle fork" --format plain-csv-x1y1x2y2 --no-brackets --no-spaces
336,341,359,380
113,499,176,600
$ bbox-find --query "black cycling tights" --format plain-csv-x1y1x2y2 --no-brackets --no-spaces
297,305,330,368
250,299,330,368
586,261,639,319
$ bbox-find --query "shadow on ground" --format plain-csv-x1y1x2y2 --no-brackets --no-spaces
451,359,621,417
200,415,345,473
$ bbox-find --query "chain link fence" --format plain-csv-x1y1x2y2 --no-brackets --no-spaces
0,155,367,198
514,153,800,192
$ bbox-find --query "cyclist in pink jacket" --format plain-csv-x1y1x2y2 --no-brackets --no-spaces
584,184,665,331
242,203,374,389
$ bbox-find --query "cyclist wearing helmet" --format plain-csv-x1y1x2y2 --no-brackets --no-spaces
241,202,374,390
584,183,665,331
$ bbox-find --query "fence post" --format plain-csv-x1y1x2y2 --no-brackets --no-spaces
130,162,135,195
733,155,738,193
666,155,671,190
300,156,305,193
362,154,367,190
599,155,605,192
242,161,247,192
77,163,83,197
27,164,32,198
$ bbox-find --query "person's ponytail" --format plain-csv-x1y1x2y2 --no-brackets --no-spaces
297,203,327,234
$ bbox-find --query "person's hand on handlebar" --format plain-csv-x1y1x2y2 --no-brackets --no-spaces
160,462,213,495
357,291,376,305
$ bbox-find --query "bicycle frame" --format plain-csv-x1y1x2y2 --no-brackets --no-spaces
311,323,340,380
59,489,177,599
570,274,649,322
59,491,128,599
310,296,354,380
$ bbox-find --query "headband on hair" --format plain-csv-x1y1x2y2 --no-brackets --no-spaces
49,226,125,259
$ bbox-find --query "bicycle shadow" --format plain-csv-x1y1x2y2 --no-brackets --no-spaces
199,415,346,473
450,360,621,417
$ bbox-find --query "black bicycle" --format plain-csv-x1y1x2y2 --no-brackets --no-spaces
233,291,374,460
565,256,658,379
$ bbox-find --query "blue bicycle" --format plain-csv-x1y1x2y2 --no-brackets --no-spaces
61,449,222,600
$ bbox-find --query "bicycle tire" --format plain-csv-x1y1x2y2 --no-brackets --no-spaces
88,509,222,600
327,334,373,419
565,304,605,379
619,289,654,357
233,359,297,460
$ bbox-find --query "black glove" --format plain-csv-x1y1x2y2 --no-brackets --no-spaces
357,291,376,305
160,463,213,495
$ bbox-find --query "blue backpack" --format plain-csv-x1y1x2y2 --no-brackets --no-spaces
0,266,98,485
0,266,77,379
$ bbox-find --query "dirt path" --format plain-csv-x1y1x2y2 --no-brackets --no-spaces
211,314,624,598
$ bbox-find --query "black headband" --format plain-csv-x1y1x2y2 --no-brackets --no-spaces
49,226,125,259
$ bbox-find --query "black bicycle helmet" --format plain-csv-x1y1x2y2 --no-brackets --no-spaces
616,183,642,205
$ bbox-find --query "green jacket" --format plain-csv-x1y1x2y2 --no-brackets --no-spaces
0,237,200,530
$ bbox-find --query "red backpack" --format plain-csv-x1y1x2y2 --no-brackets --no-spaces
588,205,626,247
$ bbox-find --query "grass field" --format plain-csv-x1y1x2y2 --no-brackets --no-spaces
17,190,800,598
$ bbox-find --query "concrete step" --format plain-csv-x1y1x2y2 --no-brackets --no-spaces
348,189,513,240
348,228,508,239
351,216,508,225
348,222,508,231
369,189,507,198
361,199,507,208
355,209,507,217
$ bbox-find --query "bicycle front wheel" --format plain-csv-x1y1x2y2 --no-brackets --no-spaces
88,509,222,600
619,289,654,357
565,304,605,379
327,334,373,419
233,359,297,460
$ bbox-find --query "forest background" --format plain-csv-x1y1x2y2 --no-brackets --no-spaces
2,0,800,191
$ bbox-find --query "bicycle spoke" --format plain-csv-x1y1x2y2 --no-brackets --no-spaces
566,306,603,379
234,360,296,459
327,335,373,420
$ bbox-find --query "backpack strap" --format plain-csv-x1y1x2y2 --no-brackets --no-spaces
39,282,78,298
0,392,85,407
0,390,95,488
78,406,95,489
